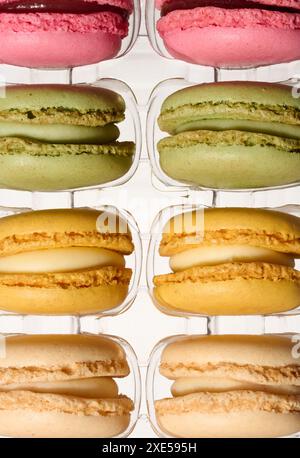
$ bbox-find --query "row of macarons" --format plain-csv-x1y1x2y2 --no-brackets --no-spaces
0,80,299,192
0,1,300,69
0,205,298,317
0,332,299,438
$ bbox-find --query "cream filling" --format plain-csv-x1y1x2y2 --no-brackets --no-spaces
0,121,120,144
171,377,300,397
173,119,300,140
0,377,119,399
0,247,125,273
170,245,295,272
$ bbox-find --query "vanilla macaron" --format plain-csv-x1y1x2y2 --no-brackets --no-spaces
0,208,134,314
0,334,134,438
155,335,300,438
153,207,300,315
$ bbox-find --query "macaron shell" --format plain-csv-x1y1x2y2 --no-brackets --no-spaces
0,266,132,315
154,277,300,315
0,140,134,191
160,81,300,117
156,410,300,438
0,334,129,380
0,409,131,438
160,334,300,375
0,208,133,257
157,7,300,67
158,133,300,189
0,31,121,68
161,26,300,67
160,208,300,257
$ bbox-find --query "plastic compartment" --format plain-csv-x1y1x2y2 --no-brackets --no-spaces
145,0,300,79
0,204,142,318
146,203,300,318
0,78,141,195
146,333,300,438
0,0,141,71
146,77,300,194
0,331,141,438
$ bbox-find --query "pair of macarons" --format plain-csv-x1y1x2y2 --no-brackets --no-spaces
153,207,300,316
155,334,300,438
157,80,300,190
0,334,134,438
0,83,136,191
0,207,135,315
155,0,300,67
0,0,135,68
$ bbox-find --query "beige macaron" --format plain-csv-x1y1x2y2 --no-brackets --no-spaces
153,207,300,315
155,334,300,438
0,334,134,438
0,208,134,315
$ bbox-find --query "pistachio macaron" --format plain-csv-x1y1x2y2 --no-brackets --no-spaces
0,208,134,314
155,334,300,438
0,334,133,438
157,81,300,189
153,207,300,315
0,84,135,191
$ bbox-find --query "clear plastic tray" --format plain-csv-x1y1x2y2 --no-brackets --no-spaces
145,0,300,79
146,332,300,438
146,203,300,318
0,79,141,194
146,77,300,194
0,204,142,318
0,331,141,438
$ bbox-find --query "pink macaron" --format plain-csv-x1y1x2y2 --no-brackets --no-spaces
0,0,134,68
156,0,300,68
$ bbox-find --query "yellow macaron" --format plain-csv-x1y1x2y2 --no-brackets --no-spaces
0,334,134,438
155,334,300,438
0,208,134,314
153,207,300,315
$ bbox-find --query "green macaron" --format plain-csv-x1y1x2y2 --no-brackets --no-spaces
0,84,135,191
157,81,300,190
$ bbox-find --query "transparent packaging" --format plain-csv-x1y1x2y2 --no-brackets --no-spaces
146,333,300,438
0,0,141,70
0,204,142,318
147,77,300,194
145,0,300,78
0,78,141,194
0,331,141,438
146,203,300,318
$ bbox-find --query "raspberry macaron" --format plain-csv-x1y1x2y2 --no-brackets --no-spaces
155,0,300,67
0,0,134,68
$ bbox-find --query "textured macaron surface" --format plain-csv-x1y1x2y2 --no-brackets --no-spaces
0,334,130,382
160,208,300,256
159,81,300,134
0,84,125,126
0,208,134,256
157,6,300,35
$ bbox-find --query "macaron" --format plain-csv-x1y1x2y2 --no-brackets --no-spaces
157,81,300,190
155,0,300,67
155,334,300,438
153,207,300,315
0,208,134,315
0,0,134,68
0,84,135,191
0,334,133,438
